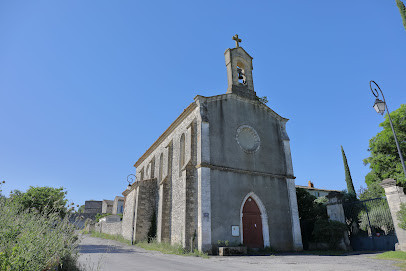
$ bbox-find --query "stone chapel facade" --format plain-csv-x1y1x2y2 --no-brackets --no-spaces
121,41,303,253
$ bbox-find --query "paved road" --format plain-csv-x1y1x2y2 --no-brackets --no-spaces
78,235,401,271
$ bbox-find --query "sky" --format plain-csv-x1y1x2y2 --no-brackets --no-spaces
0,1,405,208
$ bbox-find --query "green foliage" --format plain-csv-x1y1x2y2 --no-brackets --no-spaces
314,196,328,205
312,219,347,248
258,96,268,104
363,104,406,186
136,239,209,258
397,203,406,230
341,146,356,195
296,188,328,248
77,205,85,213
147,210,157,242
397,0,406,31
217,240,230,247
0,181,5,198
375,250,406,260
9,186,69,218
296,188,328,220
358,183,385,200
358,200,394,234
0,197,79,271
90,231,131,245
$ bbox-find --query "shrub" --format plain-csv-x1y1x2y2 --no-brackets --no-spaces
0,184,80,271
312,219,347,249
359,200,394,234
397,203,406,230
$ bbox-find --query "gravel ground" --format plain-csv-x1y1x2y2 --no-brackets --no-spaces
78,235,402,271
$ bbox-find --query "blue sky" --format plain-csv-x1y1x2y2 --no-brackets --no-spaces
0,1,405,208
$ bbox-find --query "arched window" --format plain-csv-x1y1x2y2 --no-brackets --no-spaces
140,168,144,181
237,61,246,85
179,133,185,175
159,153,164,181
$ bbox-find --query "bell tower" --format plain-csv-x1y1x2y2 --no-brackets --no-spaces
224,34,257,100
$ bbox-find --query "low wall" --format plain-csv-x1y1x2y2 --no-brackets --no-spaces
69,213,97,229
95,221,122,236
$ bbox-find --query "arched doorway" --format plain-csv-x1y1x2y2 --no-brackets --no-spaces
242,197,264,248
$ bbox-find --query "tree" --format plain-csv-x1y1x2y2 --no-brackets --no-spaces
363,104,406,189
9,186,70,218
397,0,406,31
296,188,327,220
296,188,328,249
341,146,356,195
77,204,85,213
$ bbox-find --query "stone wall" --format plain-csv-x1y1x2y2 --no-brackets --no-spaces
122,186,137,241
133,179,158,243
102,200,113,214
84,201,102,214
95,221,122,236
381,178,406,251
133,105,200,248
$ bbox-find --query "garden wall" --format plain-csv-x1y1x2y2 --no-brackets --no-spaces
95,221,122,236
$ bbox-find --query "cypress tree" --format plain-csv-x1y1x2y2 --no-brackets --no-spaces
397,0,406,31
341,146,356,195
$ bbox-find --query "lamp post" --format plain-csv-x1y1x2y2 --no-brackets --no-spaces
370,80,406,178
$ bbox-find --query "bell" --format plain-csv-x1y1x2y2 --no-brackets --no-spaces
238,74,244,80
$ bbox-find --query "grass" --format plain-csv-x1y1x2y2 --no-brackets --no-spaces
86,232,208,258
89,231,131,246
374,251,406,270
136,239,209,258
375,251,406,260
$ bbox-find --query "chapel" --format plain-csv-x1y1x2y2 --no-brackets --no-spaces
121,35,303,253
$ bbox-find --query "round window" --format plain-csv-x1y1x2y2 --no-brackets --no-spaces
236,125,260,153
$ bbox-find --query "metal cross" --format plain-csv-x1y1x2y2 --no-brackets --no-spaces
232,34,241,48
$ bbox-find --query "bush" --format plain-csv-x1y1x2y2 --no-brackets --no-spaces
296,188,328,249
312,219,347,249
0,184,80,271
397,203,406,230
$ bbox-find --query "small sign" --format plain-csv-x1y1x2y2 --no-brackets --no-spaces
232,226,239,236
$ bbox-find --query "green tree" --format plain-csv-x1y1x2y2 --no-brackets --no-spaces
77,204,85,213
9,186,69,218
397,0,406,31
296,188,327,220
363,104,406,189
358,183,385,200
296,188,328,249
341,146,356,195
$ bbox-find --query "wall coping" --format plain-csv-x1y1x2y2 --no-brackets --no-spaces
381,178,397,188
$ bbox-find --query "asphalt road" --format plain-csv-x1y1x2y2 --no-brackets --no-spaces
78,235,401,271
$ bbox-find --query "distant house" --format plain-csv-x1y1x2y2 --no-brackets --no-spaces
296,181,341,198
102,200,114,214
112,196,124,215
84,200,102,214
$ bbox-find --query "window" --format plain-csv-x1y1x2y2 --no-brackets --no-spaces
179,133,185,175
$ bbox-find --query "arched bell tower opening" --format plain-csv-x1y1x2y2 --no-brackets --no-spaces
240,192,270,248
236,61,246,85
224,34,257,100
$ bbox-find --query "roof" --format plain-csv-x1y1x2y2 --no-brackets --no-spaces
134,101,197,168
102,200,114,204
295,185,341,193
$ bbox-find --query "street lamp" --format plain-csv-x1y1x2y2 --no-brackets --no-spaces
369,80,406,178
127,174,136,187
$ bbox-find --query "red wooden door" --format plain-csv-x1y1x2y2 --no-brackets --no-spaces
242,197,264,248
